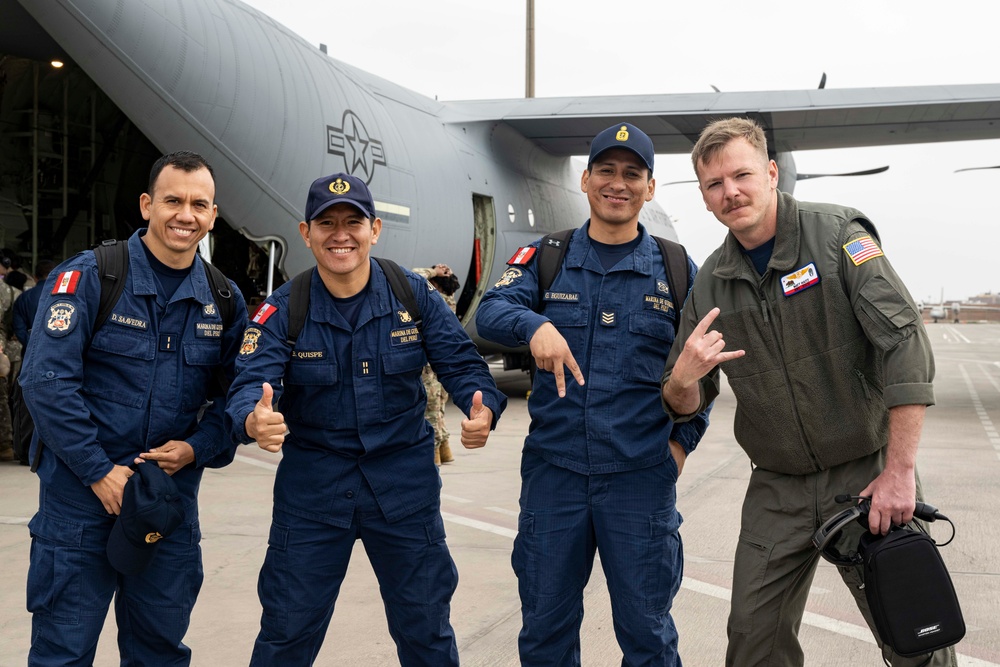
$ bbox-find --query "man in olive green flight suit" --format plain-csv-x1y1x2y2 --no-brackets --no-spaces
660,117,953,666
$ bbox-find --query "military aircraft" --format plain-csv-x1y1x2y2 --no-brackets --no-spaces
928,289,961,324
3,0,1000,368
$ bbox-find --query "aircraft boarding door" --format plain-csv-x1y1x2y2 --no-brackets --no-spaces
456,194,496,325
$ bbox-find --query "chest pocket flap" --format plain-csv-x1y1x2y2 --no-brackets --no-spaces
382,347,426,375
629,310,676,341
183,341,221,366
543,302,588,328
287,359,339,386
90,327,155,360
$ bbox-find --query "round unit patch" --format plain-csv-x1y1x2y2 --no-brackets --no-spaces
46,302,78,337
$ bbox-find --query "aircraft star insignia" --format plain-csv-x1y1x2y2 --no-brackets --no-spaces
327,109,386,184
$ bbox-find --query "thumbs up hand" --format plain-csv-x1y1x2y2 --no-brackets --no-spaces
245,382,286,452
460,390,493,450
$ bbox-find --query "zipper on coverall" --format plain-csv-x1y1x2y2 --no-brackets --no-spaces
757,283,823,471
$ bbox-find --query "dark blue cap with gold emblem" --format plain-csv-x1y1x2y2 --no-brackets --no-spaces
305,172,375,221
106,463,184,575
587,122,654,175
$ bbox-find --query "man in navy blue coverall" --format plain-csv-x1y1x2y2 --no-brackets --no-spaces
227,172,507,666
20,151,248,666
476,123,710,666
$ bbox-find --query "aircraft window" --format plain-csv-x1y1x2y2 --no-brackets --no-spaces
528,209,535,227
508,204,516,224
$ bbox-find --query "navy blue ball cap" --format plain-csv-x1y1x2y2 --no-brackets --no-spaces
106,463,184,576
587,122,654,174
305,172,375,222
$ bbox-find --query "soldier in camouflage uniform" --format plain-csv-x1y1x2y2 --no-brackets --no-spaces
0,258,21,461
413,264,461,465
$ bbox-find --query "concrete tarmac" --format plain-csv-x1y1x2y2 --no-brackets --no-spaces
1,323,998,665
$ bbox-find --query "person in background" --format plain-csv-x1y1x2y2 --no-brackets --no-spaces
0,256,20,462
12,259,57,350
412,263,462,465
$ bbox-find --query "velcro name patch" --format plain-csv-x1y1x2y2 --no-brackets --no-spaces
781,263,820,296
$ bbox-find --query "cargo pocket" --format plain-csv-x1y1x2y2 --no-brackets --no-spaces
728,531,775,633
26,513,85,623
258,522,291,632
646,510,683,613
511,512,537,608
856,275,918,350
422,513,458,599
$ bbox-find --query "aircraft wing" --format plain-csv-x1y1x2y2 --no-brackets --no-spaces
443,85,1000,155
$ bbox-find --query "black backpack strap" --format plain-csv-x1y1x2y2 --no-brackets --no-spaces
92,239,129,333
653,236,690,318
536,229,574,307
374,257,422,334
198,258,240,397
285,269,313,346
199,257,236,327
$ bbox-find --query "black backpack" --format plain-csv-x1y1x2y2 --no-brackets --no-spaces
535,228,689,320
284,257,420,346
21,239,239,470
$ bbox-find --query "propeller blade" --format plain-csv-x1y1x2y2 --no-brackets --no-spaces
662,179,699,186
818,72,827,90
954,165,1000,173
796,166,889,181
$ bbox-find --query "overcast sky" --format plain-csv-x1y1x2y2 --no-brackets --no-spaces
242,0,1000,304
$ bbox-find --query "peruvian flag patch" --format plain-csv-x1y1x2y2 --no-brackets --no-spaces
252,303,278,324
52,271,81,295
507,246,537,265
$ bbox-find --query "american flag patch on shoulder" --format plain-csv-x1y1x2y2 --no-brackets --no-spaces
52,271,81,295
843,235,884,266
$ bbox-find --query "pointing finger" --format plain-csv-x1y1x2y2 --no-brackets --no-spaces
565,352,585,388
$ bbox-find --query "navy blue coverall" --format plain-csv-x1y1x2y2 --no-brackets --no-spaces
227,261,506,666
476,223,710,666
20,230,248,666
